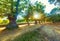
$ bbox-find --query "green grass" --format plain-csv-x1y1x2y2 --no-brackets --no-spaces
11,29,46,41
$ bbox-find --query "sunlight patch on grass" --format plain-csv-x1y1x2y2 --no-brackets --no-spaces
12,29,46,41
0,27,6,32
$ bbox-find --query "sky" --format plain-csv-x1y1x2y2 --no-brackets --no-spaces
14,0,57,13
30,0,56,13
2,0,57,20
17,0,57,20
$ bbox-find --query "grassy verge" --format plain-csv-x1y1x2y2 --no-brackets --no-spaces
11,28,47,41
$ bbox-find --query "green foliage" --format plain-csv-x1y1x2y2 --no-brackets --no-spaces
35,1,45,13
0,0,17,16
16,19,25,22
0,0,45,25
12,29,46,41
0,0,10,14
48,14,60,22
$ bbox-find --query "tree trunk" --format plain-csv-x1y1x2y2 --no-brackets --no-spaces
38,20,40,24
35,20,37,24
6,0,20,29
6,15,18,29
26,18,30,26
26,20,30,26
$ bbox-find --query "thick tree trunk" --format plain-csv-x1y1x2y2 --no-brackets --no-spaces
6,15,18,29
6,0,20,29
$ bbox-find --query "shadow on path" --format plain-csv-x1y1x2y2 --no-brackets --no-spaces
37,25,60,41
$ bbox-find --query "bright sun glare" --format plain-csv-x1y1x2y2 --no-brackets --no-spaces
33,12,40,19
33,14,39,19
1,0,57,20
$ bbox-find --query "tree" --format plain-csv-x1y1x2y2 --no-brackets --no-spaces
0,0,20,29
48,0,60,6
49,7,60,23
34,1,45,24
19,1,45,25
48,14,60,23
20,0,33,25
6,0,20,29
25,4,33,25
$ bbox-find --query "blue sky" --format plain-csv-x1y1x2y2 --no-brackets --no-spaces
17,0,57,19
14,0,57,13
3,0,58,20
30,0,57,13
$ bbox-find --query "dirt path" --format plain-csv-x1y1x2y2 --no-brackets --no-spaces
39,25,60,41
0,24,60,41
0,25,40,41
